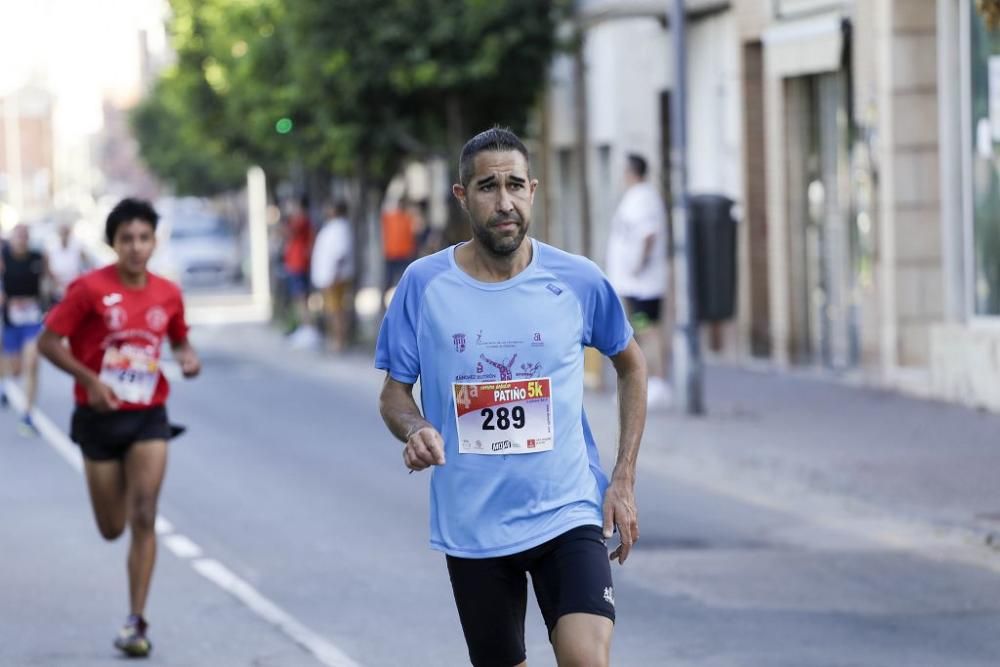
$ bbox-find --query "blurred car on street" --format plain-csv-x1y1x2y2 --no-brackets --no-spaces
150,199,244,289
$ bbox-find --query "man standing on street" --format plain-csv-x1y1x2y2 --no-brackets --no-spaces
606,153,671,409
377,127,647,667
311,199,355,352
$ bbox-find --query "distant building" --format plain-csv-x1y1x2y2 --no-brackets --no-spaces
0,84,55,219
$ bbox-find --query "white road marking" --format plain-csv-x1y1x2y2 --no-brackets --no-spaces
155,516,175,535
193,559,361,667
163,533,203,559
4,383,83,472
4,382,363,667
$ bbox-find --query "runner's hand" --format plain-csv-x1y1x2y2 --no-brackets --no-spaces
603,478,639,565
403,426,446,472
84,377,120,412
175,347,201,378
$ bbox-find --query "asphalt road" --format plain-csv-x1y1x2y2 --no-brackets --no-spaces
2,324,999,666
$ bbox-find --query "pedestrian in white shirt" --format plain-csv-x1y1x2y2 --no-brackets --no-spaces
310,200,355,352
606,154,671,408
48,223,88,302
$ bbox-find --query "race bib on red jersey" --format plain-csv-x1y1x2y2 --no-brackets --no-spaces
453,378,554,455
98,344,160,405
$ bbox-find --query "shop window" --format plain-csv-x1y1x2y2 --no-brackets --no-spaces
970,3,1000,315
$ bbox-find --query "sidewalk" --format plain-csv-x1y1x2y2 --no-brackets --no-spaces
197,324,1000,570
583,363,1000,570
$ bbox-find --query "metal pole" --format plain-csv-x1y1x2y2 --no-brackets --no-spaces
247,166,273,319
669,0,704,414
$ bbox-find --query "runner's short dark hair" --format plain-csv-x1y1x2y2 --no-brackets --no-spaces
459,127,531,187
106,198,159,245
626,153,648,179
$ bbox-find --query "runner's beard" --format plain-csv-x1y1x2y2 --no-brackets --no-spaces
472,213,528,257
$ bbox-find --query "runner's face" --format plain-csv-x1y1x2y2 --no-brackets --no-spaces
455,151,537,257
10,225,28,253
113,219,157,274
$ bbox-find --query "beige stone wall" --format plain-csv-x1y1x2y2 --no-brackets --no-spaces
930,325,1000,411
881,0,944,368
734,0,768,39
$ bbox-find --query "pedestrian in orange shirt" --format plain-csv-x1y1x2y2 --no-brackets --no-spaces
381,198,417,301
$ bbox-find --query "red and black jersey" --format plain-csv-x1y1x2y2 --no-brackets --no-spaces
45,265,189,409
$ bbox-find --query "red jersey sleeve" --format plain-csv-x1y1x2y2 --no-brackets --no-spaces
45,277,92,337
167,290,190,345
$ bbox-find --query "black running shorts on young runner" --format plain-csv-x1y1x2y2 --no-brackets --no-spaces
445,525,615,667
70,405,184,461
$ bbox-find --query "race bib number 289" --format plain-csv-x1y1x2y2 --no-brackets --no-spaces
453,378,554,455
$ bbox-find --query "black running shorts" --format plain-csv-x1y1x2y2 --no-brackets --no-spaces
70,405,184,461
624,296,662,327
445,525,616,667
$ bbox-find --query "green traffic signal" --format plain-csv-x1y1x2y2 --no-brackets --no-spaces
275,117,294,134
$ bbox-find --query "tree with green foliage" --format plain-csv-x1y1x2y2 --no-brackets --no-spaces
134,0,568,205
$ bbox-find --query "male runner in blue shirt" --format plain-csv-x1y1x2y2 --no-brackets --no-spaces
377,127,647,667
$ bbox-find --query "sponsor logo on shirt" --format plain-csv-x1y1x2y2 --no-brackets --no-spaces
546,283,563,296
102,292,123,307
104,306,127,330
491,439,514,452
475,329,524,350
515,361,542,379
146,306,168,332
452,333,466,353
603,586,615,606
480,353,517,380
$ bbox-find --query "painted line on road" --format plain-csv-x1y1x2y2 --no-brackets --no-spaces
193,559,361,667
163,533,204,559
3,381,84,473
4,382,363,667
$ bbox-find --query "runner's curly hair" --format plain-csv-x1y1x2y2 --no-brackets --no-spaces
105,198,159,245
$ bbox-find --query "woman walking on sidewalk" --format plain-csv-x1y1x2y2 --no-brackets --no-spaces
37,198,201,657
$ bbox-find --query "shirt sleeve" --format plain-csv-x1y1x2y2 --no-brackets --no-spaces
167,290,190,345
44,277,91,337
584,271,634,357
374,269,421,384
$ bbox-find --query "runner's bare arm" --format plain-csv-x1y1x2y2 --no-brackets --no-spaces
171,340,201,378
604,338,648,564
36,328,120,411
379,374,446,472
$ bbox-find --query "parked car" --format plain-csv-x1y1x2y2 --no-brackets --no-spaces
151,205,243,289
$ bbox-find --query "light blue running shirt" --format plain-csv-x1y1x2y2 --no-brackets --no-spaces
375,239,633,558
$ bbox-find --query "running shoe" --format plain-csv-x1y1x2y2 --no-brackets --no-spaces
18,414,38,437
113,614,152,658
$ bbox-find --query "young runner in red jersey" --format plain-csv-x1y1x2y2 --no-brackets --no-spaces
37,198,201,658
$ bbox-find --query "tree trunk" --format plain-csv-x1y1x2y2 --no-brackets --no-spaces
443,95,469,247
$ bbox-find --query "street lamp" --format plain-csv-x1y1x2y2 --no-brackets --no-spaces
669,0,704,415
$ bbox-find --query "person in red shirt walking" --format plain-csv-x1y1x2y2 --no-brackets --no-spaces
37,198,201,658
283,196,316,344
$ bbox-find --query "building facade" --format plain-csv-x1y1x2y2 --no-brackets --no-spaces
545,0,1000,412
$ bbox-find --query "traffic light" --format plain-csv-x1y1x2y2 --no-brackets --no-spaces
275,117,293,134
